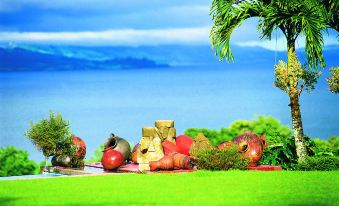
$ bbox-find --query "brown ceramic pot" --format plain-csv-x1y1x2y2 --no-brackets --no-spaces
104,133,131,161
131,143,140,163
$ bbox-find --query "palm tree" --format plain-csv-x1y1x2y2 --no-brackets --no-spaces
210,0,338,162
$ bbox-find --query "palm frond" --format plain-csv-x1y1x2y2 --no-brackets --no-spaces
210,0,262,62
259,0,327,68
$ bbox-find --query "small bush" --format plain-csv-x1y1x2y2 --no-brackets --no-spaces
0,146,38,177
295,156,339,171
194,146,249,171
25,112,72,158
25,112,74,168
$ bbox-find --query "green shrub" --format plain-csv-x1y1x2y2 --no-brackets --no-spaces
185,116,292,146
185,128,221,145
185,116,298,169
25,112,73,168
258,138,297,169
312,138,334,156
295,156,339,171
0,146,38,177
328,136,339,156
194,146,249,171
307,136,339,157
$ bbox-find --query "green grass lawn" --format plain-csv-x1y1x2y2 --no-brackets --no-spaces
0,170,338,206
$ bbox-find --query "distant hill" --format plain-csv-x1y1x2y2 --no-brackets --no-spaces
0,44,337,71
0,47,168,71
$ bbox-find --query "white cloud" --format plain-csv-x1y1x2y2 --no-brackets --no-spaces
1,27,336,48
235,35,338,51
0,27,210,46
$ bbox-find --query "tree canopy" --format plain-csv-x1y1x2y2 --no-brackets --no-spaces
210,0,338,68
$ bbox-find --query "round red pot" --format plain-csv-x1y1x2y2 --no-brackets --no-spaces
101,148,124,170
175,135,193,156
162,140,179,155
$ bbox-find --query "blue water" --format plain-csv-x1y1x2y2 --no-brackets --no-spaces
1,66,338,163
0,173,64,180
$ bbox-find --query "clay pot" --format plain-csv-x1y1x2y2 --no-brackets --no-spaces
72,135,86,160
149,155,174,171
51,155,72,167
170,152,193,170
232,132,267,167
175,135,193,156
131,144,140,163
101,147,124,170
104,133,131,161
162,140,179,155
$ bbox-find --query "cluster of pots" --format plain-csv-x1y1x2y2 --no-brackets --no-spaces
101,131,267,171
141,135,195,171
100,133,194,171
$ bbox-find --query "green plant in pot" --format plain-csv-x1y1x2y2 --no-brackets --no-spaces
25,112,73,172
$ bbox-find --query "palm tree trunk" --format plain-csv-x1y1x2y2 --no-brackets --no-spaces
289,90,307,162
287,39,307,162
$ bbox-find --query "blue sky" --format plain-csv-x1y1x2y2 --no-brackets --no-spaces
0,0,337,50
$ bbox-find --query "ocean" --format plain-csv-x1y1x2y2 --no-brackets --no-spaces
1,66,338,162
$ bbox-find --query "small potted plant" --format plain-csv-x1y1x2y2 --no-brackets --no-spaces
25,112,73,172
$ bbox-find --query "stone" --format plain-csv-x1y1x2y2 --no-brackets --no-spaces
137,127,164,171
155,120,176,142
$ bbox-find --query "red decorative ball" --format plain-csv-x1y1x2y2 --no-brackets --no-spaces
175,135,193,156
72,135,86,160
101,148,124,170
162,140,179,155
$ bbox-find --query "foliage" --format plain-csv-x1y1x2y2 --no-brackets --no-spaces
25,112,72,158
295,156,339,171
1,171,338,205
185,116,291,145
210,0,337,68
274,59,321,94
0,146,38,177
185,116,308,169
210,0,338,162
185,128,221,146
194,146,249,171
327,66,339,93
87,144,104,163
328,136,339,156
258,135,316,170
310,136,339,157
